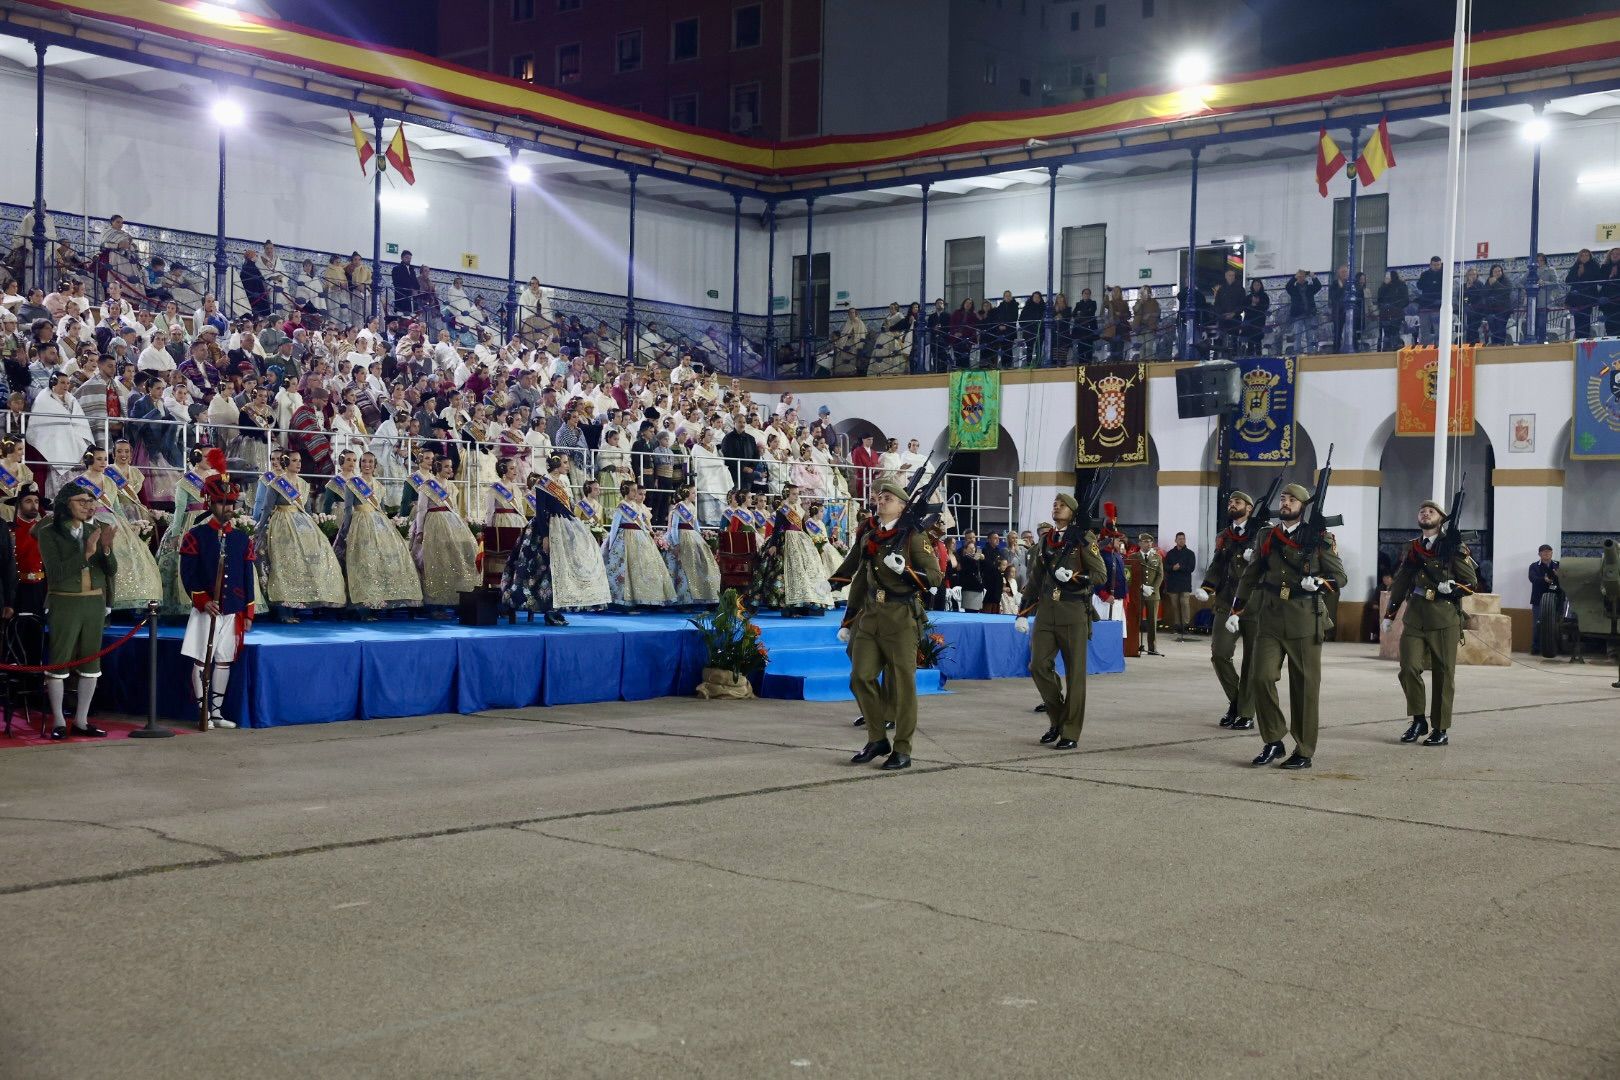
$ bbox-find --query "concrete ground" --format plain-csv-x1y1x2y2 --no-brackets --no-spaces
1,641,1617,1080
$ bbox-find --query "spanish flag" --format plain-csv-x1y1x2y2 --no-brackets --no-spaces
1315,127,1345,197
384,124,416,185
1354,116,1397,187
348,111,374,177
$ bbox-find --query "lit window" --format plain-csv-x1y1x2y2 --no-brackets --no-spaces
509,53,535,81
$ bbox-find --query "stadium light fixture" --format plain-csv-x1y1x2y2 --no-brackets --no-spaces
508,161,533,184
1522,116,1550,143
1171,52,1212,88
210,98,245,127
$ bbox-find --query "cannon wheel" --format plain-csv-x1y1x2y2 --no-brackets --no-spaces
1536,593,1561,659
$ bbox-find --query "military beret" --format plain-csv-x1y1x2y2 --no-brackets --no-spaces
1228,490,1254,507
1419,499,1447,519
874,478,909,501
1138,532,1155,544
1055,492,1079,513
1282,483,1312,503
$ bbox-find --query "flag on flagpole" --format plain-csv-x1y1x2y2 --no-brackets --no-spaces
348,112,375,177
384,124,416,185
1354,116,1397,187
1315,127,1345,197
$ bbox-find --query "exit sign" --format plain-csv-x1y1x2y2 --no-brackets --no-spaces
385,242,400,255
1138,268,1152,279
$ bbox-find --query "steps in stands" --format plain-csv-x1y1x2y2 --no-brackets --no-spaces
754,618,945,702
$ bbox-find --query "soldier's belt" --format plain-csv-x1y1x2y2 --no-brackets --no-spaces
1045,585,1093,602
871,588,916,604
1261,582,1314,601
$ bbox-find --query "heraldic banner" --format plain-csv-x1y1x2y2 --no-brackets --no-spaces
1396,344,1477,436
1227,355,1296,465
1074,362,1148,467
1572,338,1620,460
948,368,1000,450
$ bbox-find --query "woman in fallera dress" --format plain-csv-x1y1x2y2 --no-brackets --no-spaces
255,450,347,617
803,500,848,606
340,447,422,617
413,455,480,611
664,484,721,607
717,489,758,593
0,437,27,522
576,479,608,540
73,445,163,612
105,440,151,529
502,454,612,623
157,447,226,614
603,481,676,608
761,485,834,616
482,456,528,590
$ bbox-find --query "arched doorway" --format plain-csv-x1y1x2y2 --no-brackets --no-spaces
832,417,886,458
930,425,1019,534
1199,423,1320,517
1378,426,1495,585
1053,426,1161,537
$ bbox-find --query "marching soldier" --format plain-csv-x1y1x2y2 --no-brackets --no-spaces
1231,484,1345,769
1196,491,1262,729
832,479,941,771
1016,493,1108,749
1136,532,1165,655
1382,499,1477,746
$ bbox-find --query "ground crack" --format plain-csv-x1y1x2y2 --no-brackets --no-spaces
0,815,241,859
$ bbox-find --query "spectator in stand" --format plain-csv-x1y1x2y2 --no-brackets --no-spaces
1284,269,1322,353
288,386,333,480
1019,290,1046,367
95,214,132,252
1050,293,1073,365
16,289,50,326
1483,264,1513,345
1326,265,1353,352
240,249,272,319
1600,247,1620,336
12,201,56,289
988,290,1019,368
1460,267,1485,345
1074,287,1098,361
1101,286,1130,361
1240,279,1270,356
848,433,879,501
1563,248,1600,340
947,298,978,368
956,531,989,612
1377,269,1409,351
1163,531,1196,640
1133,286,1161,360
1527,252,1553,344
1214,269,1245,356
1415,256,1445,345
391,250,419,317
924,298,949,371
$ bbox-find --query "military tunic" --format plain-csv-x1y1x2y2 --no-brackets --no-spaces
1234,522,1346,758
1138,546,1165,651
1200,518,1263,718
830,521,942,756
1020,526,1109,741
1386,535,1478,730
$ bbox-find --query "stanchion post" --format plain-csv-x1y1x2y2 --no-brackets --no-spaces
128,600,174,739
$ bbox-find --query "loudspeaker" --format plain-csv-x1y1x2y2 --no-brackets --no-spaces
458,587,501,627
1175,360,1241,419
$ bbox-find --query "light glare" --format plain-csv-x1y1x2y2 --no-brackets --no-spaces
1522,117,1549,142
508,162,533,184
211,98,245,127
1171,52,1212,88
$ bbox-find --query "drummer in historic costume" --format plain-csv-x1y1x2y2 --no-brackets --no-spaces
254,450,347,618
482,456,528,590
72,445,163,613
179,474,255,730
664,483,721,607
603,481,677,608
157,448,227,614
340,446,422,618
413,455,480,612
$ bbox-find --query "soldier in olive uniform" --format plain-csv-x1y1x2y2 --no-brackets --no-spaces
1136,532,1165,655
1016,493,1109,749
1382,499,1478,746
1196,491,1262,729
1231,483,1346,770
831,479,942,771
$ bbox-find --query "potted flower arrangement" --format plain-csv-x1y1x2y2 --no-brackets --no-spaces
916,613,953,687
689,588,768,700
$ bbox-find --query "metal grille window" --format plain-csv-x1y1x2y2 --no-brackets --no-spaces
946,237,986,312
615,30,643,72
669,93,699,126
1061,225,1106,303
1333,193,1389,288
556,43,581,84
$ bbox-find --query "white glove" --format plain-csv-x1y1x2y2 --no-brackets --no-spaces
1437,580,1453,595
1054,566,1074,583
1299,576,1319,592
883,552,905,575
1141,585,1154,597
1243,547,1255,562
1193,587,1210,602
1224,613,1241,634
928,587,937,595
949,586,962,601
837,627,851,643
1014,617,1029,634
1380,618,1392,635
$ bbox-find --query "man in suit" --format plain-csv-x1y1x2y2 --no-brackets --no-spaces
1527,544,1560,652
391,251,419,317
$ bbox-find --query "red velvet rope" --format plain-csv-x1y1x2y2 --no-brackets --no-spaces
0,620,146,673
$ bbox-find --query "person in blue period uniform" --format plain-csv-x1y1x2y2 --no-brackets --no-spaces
179,475,256,730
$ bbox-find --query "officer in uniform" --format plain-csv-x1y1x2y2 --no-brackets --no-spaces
1232,483,1345,769
1382,499,1477,746
1016,493,1108,749
179,475,256,730
1196,491,1261,729
832,478,941,770
1136,532,1165,655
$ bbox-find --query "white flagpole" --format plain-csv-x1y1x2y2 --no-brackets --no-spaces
1432,0,1467,499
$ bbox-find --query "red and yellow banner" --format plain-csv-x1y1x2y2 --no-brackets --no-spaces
1397,345,1477,436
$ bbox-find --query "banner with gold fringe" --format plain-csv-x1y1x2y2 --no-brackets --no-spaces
1227,356,1296,464
948,369,1000,451
1074,363,1148,467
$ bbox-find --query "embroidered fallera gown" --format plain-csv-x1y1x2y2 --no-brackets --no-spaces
258,472,347,609
76,470,163,611
413,475,480,606
341,473,422,609
603,499,676,607
664,499,721,605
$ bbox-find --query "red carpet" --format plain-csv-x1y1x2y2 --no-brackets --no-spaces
0,717,199,749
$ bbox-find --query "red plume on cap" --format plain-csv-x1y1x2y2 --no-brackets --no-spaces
1102,501,1118,521
205,447,229,475
202,474,240,503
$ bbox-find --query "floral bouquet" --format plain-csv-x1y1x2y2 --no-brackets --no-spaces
690,589,768,699
916,613,952,674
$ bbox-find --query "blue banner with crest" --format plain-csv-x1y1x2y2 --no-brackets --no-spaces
1226,355,1296,465
1572,339,1620,460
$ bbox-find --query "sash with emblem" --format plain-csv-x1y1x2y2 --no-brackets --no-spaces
1074,363,1147,466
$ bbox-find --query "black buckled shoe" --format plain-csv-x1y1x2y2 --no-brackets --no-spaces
851,739,891,764
879,752,911,770
851,715,866,727
1039,727,1059,744
1278,753,1312,770
1251,741,1286,766
1422,730,1448,746
72,724,108,738
1230,717,1254,730
1052,739,1077,750
1219,712,1236,728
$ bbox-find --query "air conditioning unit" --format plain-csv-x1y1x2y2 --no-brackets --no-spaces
730,111,758,134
